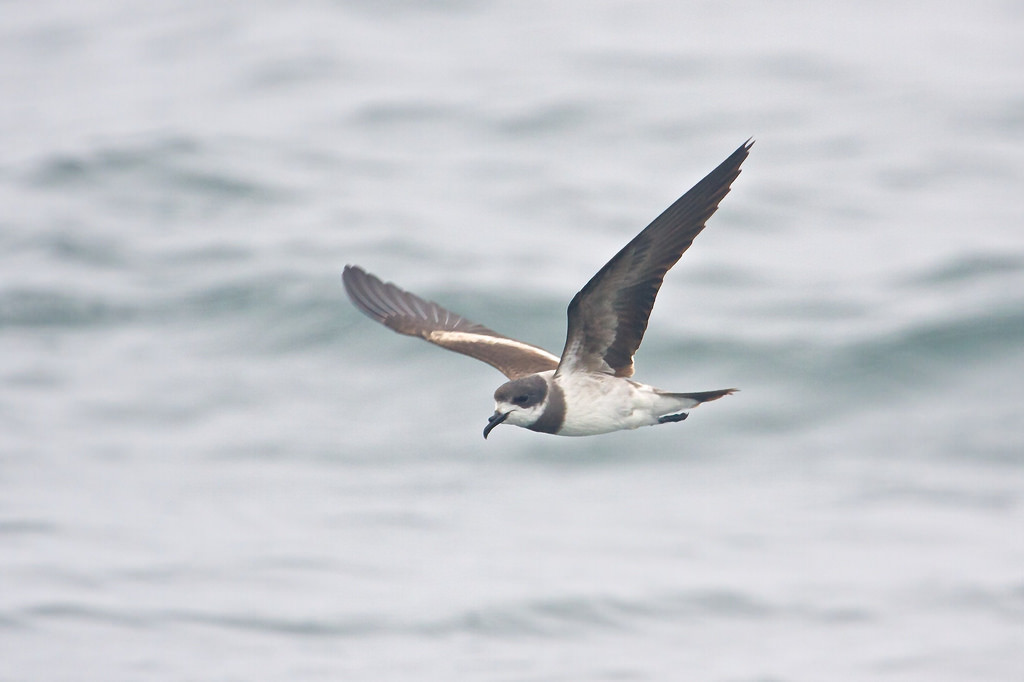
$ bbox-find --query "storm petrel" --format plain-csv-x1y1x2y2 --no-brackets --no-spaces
343,140,751,438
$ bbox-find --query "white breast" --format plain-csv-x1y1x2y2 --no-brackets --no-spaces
554,374,664,436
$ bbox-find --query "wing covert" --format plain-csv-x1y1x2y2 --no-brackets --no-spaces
343,265,560,379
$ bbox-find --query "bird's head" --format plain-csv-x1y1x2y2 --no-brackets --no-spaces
483,374,549,439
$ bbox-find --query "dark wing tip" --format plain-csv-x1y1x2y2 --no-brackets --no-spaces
342,264,500,338
711,138,754,187
342,265,386,322
642,137,754,265
343,264,417,326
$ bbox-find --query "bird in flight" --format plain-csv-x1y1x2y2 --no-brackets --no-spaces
343,140,751,438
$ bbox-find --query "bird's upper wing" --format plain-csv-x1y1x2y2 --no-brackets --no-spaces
343,265,560,380
556,140,752,378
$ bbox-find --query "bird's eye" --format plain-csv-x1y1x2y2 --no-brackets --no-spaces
514,395,529,405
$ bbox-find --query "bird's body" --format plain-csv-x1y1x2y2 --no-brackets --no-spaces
343,140,751,438
491,369,732,437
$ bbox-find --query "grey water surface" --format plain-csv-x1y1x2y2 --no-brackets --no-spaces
2,1,1023,680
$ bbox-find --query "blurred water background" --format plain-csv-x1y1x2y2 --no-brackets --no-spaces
2,1,1023,680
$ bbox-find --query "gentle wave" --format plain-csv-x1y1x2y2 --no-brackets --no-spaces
14,588,871,640
26,137,286,204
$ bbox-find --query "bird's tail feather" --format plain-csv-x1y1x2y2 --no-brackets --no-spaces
660,388,738,405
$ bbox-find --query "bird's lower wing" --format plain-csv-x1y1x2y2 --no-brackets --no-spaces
343,265,560,380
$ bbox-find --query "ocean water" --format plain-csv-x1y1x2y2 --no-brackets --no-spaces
2,1,1023,680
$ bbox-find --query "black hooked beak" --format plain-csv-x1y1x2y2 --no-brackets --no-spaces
483,410,510,439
